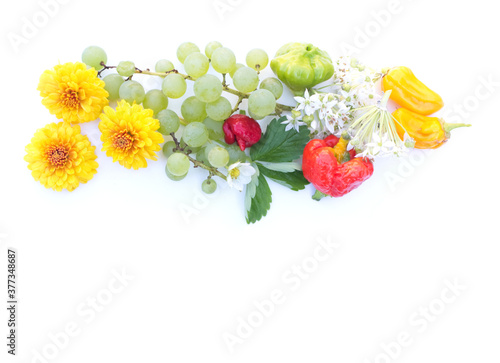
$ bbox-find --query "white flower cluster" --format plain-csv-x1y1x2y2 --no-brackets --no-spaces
331,56,381,109
348,92,416,158
287,56,382,138
285,56,416,159
352,131,414,158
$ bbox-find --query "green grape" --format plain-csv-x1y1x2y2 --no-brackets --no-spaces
249,110,265,120
184,52,209,78
82,46,107,70
181,96,207,123
204,143,217,158
143,89,168,115
229,63,245,78
177,42,200,64
102,74,124,101
259,77,283,99
203,117,225,140
226,143,248,164
208,146,229,168
196,148,212,167
246,48,269,71
155,59,175,73
119,80,146,104
233,67,259,93
205,41,223,59
162,141,177,158
158,109,180,134
193,75,223,103
248,89,276,118
165,165,187,181
162,73,187,99
167,153,190,176
117,61,136,77
182,122,209,148
205,97,232,122
201,179,217,194
211,47,236,74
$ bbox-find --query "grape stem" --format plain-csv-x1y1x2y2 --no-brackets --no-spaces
98,61,116,77
169,133,227,181
98,63,295,115
231,95,245,114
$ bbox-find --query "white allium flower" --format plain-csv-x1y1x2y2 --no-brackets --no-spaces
347,90,414,159
294,89,322,116
281,114,306,133
226,162,256,192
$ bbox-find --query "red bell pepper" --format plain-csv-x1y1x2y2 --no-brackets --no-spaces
302,136,374,197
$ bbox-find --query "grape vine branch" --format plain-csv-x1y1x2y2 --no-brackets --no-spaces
98,61,294,115
169,132,227,180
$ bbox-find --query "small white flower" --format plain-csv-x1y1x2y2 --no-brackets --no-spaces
294,89,322,116
294,88,309,109
318,97,338,120
324,115,338,134
361,133,398,158
226,162,256,192
282,114,306,132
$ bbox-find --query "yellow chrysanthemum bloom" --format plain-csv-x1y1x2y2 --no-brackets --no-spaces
38,62,109,124
25,122,99,191
99,100,164,169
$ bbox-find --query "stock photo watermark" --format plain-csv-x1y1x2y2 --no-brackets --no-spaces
363,278,467,363
212,0,244,21
384,73,499,191
178,179,230,224
441,74,500,124
6,247,18,356
222,235,340,353
338,0,415,56
7,0,71,54
29,267,133,363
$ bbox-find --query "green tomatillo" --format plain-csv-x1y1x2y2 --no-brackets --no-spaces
270,43,334,96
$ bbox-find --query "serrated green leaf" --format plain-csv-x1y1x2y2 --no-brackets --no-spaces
250,117,310,163
245,170,272,224
257,161,302,173
258,163,310,191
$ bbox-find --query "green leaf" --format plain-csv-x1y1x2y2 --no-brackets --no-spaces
244,165,260,214
250,117,310,163
257,161,302,173
258,163,309,191
245,166,272,224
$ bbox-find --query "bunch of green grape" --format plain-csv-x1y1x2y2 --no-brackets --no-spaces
82,42,284,194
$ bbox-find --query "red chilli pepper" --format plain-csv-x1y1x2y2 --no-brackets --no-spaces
302,137,374,197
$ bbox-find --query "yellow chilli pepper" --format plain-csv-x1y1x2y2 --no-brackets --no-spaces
382,66,444,116
392,108,470,149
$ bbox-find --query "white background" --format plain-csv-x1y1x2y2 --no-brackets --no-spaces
1,0,499,362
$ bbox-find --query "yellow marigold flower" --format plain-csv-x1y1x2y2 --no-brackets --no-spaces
99,100,164,169
38,62,109,124
25,122,98,192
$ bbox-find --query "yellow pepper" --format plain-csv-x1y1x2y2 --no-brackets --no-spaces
392,108,470,149
332,133,351,163
382,66,444,116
